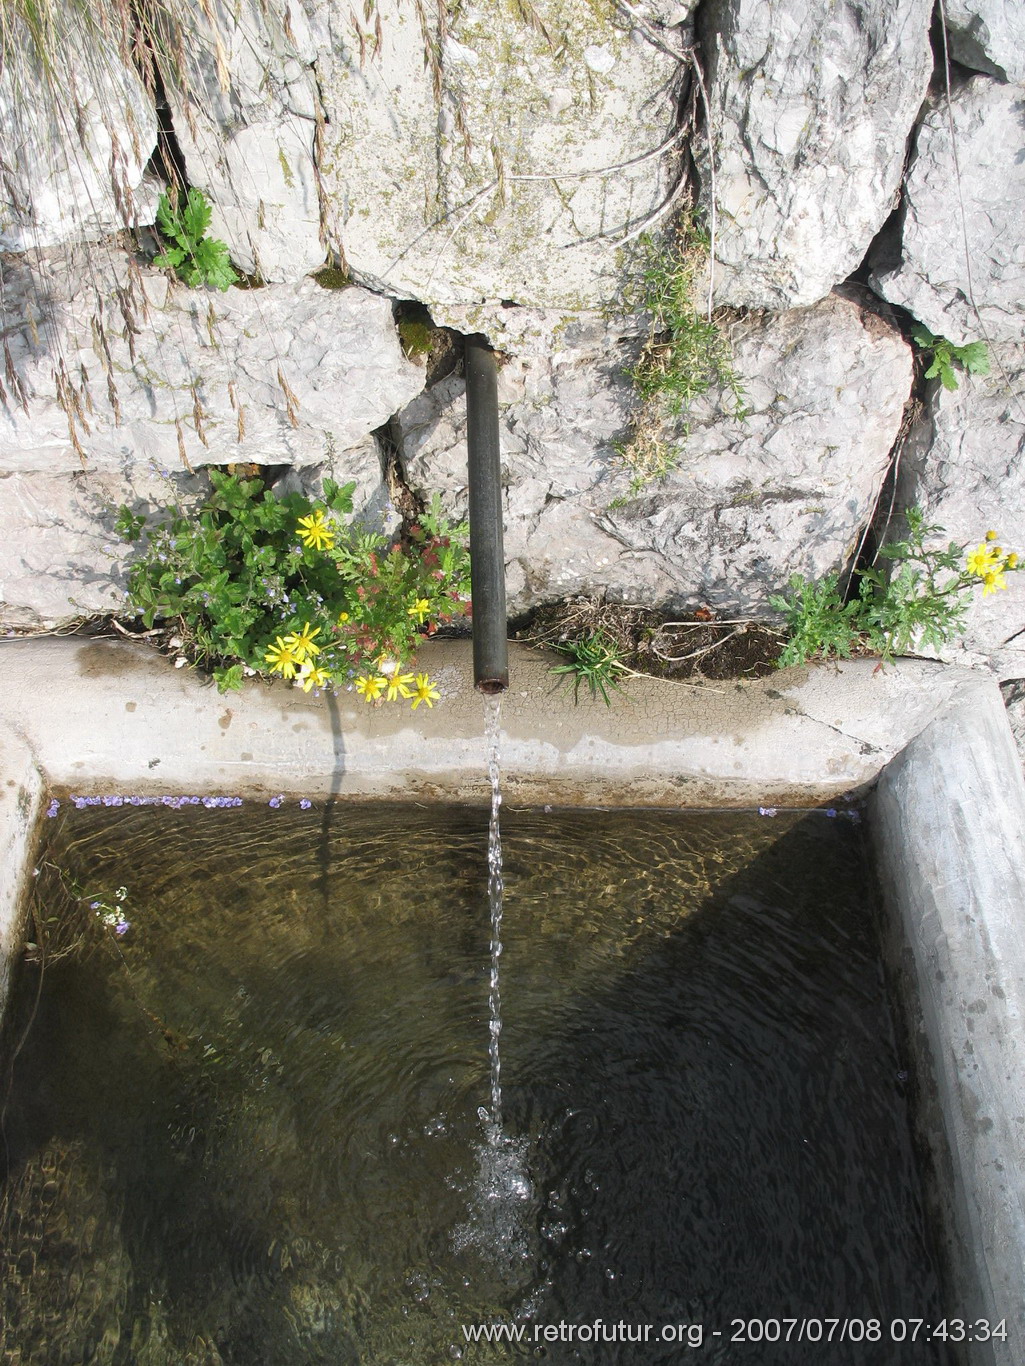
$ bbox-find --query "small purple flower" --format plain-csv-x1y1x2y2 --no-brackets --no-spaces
90,901,101,910
299,798,312,810
824,808,838,818
115,919,130,937
45,798,60,818
73,796,88,810
268,795,283,809
758,806,778,817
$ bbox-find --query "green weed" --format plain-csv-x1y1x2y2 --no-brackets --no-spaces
118,472,471,697
153,188,238,291
911,325,990,391
771,508,1021,667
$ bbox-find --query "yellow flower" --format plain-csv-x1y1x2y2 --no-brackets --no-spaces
407,598,431,624
966,543,1003,578
338,611,350,623
1008,552,1019,569
385,671,415,702
985,529,998,541
983,568,1008,596
297,509,335,551
410,673,440,710
265,637,299,679
297,662,331,693
355,674,387,702
283,623,322,661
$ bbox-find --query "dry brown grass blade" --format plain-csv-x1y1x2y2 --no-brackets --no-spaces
190,382,208,447
176,417,194,472
276,366,300,427
4,338,29,415
79,362,95,414
511,0,553,49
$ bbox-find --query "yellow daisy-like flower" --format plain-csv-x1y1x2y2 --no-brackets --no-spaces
297,662,331,693
985,529,998,541
410,673,440,710
338,611,350,624
385,671,415,702
407,598,431,624
983,568,1008,596
283,623,322,662
1008,552,1019,569
355,674,387,702
297,509,335,551
966,543,1003,578
265,637,300,679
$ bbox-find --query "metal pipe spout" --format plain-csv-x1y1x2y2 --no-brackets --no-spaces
464,335,508,694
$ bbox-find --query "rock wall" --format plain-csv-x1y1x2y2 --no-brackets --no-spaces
0,0,1023,693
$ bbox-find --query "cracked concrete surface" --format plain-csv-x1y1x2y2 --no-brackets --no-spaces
0,639,990,807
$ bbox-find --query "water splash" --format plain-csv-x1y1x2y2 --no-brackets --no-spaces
452,694,535,1275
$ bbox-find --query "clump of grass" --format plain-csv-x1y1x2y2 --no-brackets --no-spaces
614,219,745,498
629,220,746,418
551,630,631,706
613,414,679,497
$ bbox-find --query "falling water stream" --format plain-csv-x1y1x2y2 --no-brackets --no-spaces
484,691,505,1136
454,693,535,1270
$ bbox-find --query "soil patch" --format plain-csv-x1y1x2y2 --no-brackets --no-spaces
516,597,783,683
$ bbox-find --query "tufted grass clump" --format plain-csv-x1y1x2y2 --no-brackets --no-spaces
550,630,631,706
629,222,746,420
615,221,746,497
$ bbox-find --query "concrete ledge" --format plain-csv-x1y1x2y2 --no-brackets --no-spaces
0,637,991,805
0,725,44,1028
871,682,1025,1366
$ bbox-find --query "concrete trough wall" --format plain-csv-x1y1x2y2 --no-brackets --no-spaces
872,691,1025,1364
0,637,1023,1361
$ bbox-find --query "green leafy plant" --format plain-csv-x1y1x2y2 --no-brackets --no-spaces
152,188,239,291
769,572,864,667
550,630,631,705
911,325,990,391
771,508,1021,667
117,472,471,700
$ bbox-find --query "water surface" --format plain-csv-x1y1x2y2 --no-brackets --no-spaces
1,803,946,1364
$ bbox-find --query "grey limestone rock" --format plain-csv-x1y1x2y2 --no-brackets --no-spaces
894,342,1025,680
400,292,912,615
696,0,933,310
945,0,1025,85
0,24,158,251
870,77,1025,346
1002,679,1025,775
166,0,326,283
0,250,424,475
314,0,688,310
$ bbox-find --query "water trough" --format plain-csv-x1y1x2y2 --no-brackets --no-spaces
0,637,1023,1362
